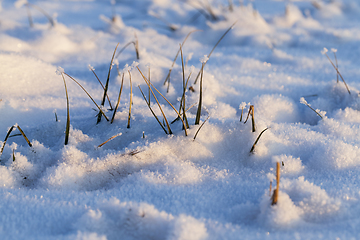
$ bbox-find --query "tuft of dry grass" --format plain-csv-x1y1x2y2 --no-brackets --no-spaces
62,72,109,121
244,105,255,132
138,67,189,136
0,124,32,157
322,48,350,94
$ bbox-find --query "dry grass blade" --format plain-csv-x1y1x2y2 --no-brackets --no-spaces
61,73,71,145
111,72,125,123
324,52,351,94
97,43,120,123
244,105,255,132
164,30,201,92
137,67,173,135
97,133,122,148
134,32,140,59
26,3,55,27
180,44,189,129
138,85,168,134
194,22,236,84
239,106,244,122
16,125,32,148
148,66,151,105
0,126,15,156
271,162,280,205
90,67,113,110
127,71,133,129
300,98,323,119
333,51,339,83
250,127,269,153
195,63,205,125
193,115,210,140
63,73,109,121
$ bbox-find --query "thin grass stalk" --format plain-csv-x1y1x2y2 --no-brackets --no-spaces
180,44,189,129
61,73,71,145
164,30,200,92
138,85,168,134
134,32,140,60
0,126,15,156
26,4,34,27
195,63,205,125
137,68,173,134
240,107,244,122
194,22,236,84
244,105,255,132
302,101,323,119
250,127,269,153
138,67,188,135
97,133,122,148
12,149,15,162
16,125,32,148
272,162,280,205
111,72,125,123
333,51,339,83
324,52,350,94
27,3,55,26
127,71,133,128
228,0,234,11
193,115,210,140
90,68,113,110
138,67,189,136
148,66,151,105
63,72,109,121
178,70,193,116
115,41,135,59
97,43,120,123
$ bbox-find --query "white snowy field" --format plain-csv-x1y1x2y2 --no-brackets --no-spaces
1,0,360,239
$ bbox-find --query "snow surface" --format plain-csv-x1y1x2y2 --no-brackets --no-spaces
1,0,360,239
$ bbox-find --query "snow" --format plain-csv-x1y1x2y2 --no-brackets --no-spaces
1,0,360,239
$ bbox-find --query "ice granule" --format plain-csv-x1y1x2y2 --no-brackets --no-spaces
321,47,328,55
299,97,308,105
88,64,95,71
56,67,65,75
200,55,209,64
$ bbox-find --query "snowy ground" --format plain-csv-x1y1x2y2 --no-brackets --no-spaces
1,0,360,239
